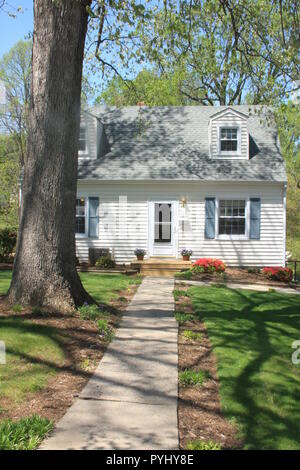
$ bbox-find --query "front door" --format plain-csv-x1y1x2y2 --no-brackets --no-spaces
149,201,177,257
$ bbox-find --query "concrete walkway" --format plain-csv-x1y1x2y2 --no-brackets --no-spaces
41,277,178,450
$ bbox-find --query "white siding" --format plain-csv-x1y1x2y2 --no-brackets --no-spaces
76,181,285,267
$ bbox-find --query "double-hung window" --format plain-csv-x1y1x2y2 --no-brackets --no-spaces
76,197,86,235
218,199,246,237
79,125,87,153
220,127,238,153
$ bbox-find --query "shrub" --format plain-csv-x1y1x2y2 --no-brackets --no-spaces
0,227,17,262
187,440,221,450
95,256,116,269
262,266,293,283
192,258,226,274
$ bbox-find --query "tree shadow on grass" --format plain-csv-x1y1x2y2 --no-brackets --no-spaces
189,286,300,449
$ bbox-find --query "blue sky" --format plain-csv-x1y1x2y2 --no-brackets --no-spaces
0,1,33,58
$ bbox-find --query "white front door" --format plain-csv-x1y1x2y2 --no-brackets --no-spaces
148,201,177,257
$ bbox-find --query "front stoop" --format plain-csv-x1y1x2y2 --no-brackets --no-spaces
131,257,192,277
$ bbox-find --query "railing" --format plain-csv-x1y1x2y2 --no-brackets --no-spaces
286,260,300,282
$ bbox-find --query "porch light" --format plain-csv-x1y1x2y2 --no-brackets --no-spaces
181,196,187,207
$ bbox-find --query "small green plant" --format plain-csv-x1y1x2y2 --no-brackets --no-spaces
247,267,260,274
97,319,114,341
183,330,202,342
128,275,142,285
0,415,53,450
118,296,127,302
95,256,116,269
187,440,221,450
78,303,102,321
179,369,209,387
175,312,197,323
12,303,22,313
173,289,189,301
268,288,276,293
175,270,193,280
31,306,42,315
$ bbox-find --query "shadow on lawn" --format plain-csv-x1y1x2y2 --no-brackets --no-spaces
189,286,300,450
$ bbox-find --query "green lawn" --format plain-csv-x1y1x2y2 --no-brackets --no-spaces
0,270,140,448
189,285,300,450
0,270,140,299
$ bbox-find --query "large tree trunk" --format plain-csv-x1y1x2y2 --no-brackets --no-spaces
8,0,93,312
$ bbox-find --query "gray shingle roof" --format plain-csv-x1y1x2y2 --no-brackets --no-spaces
78,105,286,182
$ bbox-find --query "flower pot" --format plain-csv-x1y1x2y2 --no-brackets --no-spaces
182,255,190,261
137,255,144,261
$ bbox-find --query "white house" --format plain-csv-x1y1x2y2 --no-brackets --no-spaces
76,105,287,267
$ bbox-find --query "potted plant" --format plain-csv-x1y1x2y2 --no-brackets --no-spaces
181,249,193,261
134,248,146,261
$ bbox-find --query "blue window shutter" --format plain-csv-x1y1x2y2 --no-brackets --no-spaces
250,198,261,239
205,197,216,239
88,197,99,238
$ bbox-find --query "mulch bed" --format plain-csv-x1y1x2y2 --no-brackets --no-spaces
0,282,139,424
181,267,299,289
175,287,242,450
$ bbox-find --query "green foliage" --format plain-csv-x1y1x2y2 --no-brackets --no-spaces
139,1,299,105
187,440,221,450
175,270,193,280
275,102,300,255
78,303,103,321
95,256,116,269
179,368,209,387
11,303,22,313
189,285,300,449
175,312,197,323
0,226,17,261
99,68,193,106
0,135,19,228
183,329,202,342
0,40,32,164
173,289,189,301
97,318,114,341
0,415,53,450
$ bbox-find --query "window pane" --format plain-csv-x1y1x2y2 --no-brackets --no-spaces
76,216,85,234
79,127,86,151
219,217,245,235
221,140,237,151
76,198,85,216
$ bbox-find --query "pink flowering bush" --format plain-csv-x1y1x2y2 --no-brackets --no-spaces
192,258,226,274
262,267,293,283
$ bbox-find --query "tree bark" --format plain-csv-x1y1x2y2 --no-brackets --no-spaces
8,0,93,312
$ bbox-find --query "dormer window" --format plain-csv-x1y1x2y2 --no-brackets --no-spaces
210,108,248,159
220,127,238,152
79,125,87,154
